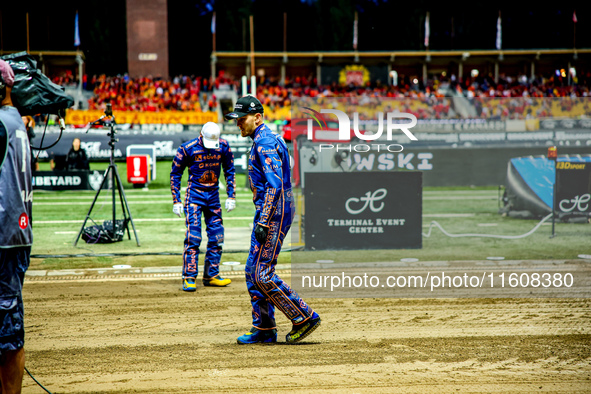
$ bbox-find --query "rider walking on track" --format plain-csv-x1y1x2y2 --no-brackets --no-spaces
225,95,321,344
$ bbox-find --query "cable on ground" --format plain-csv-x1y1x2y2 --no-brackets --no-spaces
422,213,553,239
25,366,52,394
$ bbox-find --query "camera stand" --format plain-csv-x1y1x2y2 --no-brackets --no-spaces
73,107,140,246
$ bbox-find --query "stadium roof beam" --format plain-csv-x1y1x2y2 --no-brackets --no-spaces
213,49,591,58
214,48,590,85
0,50,85,58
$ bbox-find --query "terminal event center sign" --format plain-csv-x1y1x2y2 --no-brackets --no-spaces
304,172,422,250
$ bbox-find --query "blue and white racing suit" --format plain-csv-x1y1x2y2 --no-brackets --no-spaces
246,124,314,330
171,136,235,279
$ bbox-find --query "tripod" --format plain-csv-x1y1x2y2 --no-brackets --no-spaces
73,106,140,246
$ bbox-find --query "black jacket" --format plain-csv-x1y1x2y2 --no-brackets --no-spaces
66,148,90,170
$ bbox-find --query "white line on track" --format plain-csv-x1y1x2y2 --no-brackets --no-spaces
34,190,495,200
33,194,254,200
423,196,496,200
36,217,254,224
36,214,472,225
423,213,475,218
34,196,493,204
33,199,254,205
423,190,499,194
54,230,142,234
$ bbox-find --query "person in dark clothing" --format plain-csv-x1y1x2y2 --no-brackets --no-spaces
0,57,32,394
65,138,90,170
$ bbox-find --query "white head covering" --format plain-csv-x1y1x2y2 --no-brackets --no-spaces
201,122,221,149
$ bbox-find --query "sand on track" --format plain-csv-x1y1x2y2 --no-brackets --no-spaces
20,275,591,393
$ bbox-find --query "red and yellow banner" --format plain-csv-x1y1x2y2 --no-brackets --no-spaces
66,110,218,125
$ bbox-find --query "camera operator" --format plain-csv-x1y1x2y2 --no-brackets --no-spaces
0,59,32,393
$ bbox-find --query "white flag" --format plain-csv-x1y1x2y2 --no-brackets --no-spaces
424,12,430,48
211,13,216,34
496,15,502,50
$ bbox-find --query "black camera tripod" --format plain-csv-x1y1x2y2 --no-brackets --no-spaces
73,104,140,246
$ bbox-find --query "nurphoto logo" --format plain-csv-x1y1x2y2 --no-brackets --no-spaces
303,107,419,152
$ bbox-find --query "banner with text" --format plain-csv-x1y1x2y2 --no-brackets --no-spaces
66,110,218,125
303,172,422,250
556,161,591,218
32,170,107,191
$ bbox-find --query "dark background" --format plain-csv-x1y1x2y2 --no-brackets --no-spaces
1,1,590,77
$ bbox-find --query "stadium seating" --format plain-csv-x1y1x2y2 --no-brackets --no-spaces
52,71,590,120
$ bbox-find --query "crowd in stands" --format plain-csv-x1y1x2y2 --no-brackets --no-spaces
83,74,221,112
52,68,591,120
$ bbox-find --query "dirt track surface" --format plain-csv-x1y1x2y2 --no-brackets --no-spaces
21,274,591,393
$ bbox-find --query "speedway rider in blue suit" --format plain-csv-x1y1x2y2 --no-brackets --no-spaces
225,95,321,344
171,122,236,291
